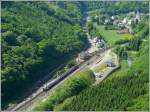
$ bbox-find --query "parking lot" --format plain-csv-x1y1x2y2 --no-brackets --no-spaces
89,49,119,84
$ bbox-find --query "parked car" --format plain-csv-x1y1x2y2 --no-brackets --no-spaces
107,62,116,67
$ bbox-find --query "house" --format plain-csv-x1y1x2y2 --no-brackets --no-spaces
95,39,102,48
76,51,90,63
113,20,121,25
93,37,99,44
95,38,107,49
95,15,98,19
104,19,111,25
126,19,130,25
111,16,115,20
92,37,104,48
122,17,128,24
135,11,140,21
92,37,101,47
118,22,125,29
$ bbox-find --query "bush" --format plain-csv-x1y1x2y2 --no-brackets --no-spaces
33,69,95,111
55,51,148,111
115,39,129,45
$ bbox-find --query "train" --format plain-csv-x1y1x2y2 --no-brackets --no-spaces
42,65,79,91
10,47,111,111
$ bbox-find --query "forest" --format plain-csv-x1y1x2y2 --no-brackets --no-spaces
32,1,149,111
86,1,148,15
1,1,149,111
1,1,87,109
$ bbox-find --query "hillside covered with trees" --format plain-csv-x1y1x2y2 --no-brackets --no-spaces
1,1,87,109
1,1,149,111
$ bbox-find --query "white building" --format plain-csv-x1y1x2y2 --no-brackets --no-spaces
122,17,128,24
95,15,98,19
93,37,99,43
104,19,110,24
135,11,140,21
127,19,134,25
111,16,115,20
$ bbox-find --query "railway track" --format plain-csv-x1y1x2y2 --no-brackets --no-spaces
6,48,109,111
7,65,79,111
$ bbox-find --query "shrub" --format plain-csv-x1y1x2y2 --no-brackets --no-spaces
33,68,95,111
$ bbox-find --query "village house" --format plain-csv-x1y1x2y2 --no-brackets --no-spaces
93,37,99,46
95,15,98,19
124,11,141,25
104,19,110,24
113,19,121,25
76,51,90,63
127,19,133,25
111,16,115,20
122,17,128,24
135,11,140,21
118,22,125,29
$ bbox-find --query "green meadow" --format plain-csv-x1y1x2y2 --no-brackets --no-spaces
96,25,133,45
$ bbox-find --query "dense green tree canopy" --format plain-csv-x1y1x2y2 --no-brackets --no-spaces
86,1,148,15
1,1,149,111
1,1,86,109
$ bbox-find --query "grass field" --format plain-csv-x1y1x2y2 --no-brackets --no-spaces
127,51,139,59
93,63,107,73
95,25,133,46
